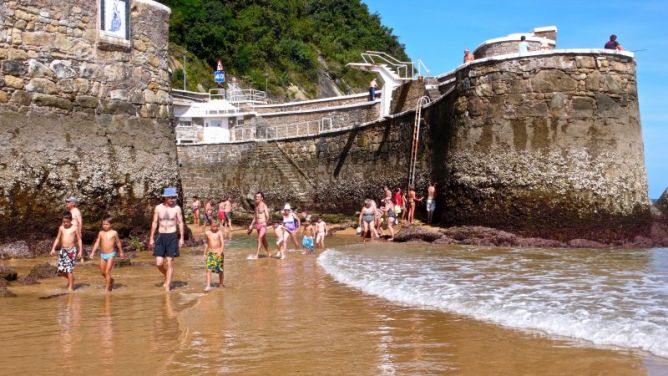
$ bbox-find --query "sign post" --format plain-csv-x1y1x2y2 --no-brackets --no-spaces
214,59,225,85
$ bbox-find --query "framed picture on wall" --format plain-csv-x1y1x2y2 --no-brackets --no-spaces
100,0,130,41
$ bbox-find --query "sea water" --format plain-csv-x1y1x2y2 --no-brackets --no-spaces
318,243,668,358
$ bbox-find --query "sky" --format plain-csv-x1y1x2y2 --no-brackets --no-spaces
364,0,667,198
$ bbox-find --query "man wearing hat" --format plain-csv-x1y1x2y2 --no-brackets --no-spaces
65,196,83,239
149,187,185,292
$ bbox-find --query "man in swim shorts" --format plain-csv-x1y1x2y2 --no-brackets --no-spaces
426,182,437,224
149,187,185,292
247,192,271,259
302,219,315,254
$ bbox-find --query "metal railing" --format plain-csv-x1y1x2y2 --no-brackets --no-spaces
227,89,267,103
361,51,414,79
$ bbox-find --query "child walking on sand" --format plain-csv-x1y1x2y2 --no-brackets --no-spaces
90,217,124,292
315,217,328,249
273,221,288,259
204,221,225,291
302,219,315,255
50,211,83,292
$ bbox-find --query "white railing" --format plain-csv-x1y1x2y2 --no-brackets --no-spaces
415,59,431,77
227,89,267,103
258,118,333,141
361,51,414,79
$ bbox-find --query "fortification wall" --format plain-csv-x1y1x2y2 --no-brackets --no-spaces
0,0,178,238
431,51,649,239
254,92,373,114
258,102,380,129
178,50,649,240
178,110,430,213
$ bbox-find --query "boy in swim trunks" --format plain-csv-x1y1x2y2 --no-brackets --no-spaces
301,219,315,254
50,211,83,292
90,217,124,292
273,221,288,259
203,220,225,291
315,217,328,249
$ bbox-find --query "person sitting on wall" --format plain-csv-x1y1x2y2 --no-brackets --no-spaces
463,48,475,63
518,35,529,55
369,78,378,101
604,34,624,51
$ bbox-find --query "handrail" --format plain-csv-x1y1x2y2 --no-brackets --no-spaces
361,51,414,79
415,59,431,77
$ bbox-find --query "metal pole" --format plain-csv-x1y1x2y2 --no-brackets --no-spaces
182,55,187,91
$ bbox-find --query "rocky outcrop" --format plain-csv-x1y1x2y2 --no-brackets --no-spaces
0,241,31,259
17,262,57,285
656,188,668,216
0,277,17,298
0,265,17,281
394,224,666,248
0,1,179,240
431,52,649,240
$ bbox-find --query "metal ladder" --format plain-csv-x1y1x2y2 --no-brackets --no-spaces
408,96,431,188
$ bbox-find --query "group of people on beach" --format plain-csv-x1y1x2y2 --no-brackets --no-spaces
247,192,329,260
191,195,233,234
358,183,437,240
48,188,333,294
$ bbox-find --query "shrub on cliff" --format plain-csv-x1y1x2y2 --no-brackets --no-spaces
159,0,408,97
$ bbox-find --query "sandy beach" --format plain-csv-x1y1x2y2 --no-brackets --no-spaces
1,228,666,375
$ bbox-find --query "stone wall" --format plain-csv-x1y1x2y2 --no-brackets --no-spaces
474,39,545,59
178,110,430,214
0,0,178,238
254,92,373,114
431,51,649,239
258,102,380,129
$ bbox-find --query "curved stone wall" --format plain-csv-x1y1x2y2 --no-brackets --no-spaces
430,51,649,239
0,1,178,238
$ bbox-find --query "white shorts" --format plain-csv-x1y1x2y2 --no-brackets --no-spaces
276,232,289,245
316,232,325,243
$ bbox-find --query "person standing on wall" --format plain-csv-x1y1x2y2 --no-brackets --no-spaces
369,78,378,101
149,187,185,292
463,48,475,63
518,35,529,55
604,34,624,51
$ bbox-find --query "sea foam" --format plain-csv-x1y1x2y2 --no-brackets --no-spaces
317,246,668,358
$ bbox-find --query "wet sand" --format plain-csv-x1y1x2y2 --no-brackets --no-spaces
1,229,665,375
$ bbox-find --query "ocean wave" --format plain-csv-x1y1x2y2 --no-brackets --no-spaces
317,246,668,358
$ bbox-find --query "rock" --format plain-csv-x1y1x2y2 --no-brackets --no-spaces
0,91,8,103
0,241,31,258
515,237,564,248
4,75,24,89
75,95,99,108
32,94,73,111
631,235,654,248
394,225,444,242
27,59,54,78
655,188,668,216
530,69,577,93
568,239,607,248
22,31,54,46
0,286,17,298
25,78,58,94
433,236,455,244
9,90,32,106
114,258,132,268
0,265,18,281
49,60,77,79
26,262,57,279
2,60,27,75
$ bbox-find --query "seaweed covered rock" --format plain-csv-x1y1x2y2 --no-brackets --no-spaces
656,188,668,216
0,265,18,281
0,241,31,259
18,262,57,285
393,225,444,242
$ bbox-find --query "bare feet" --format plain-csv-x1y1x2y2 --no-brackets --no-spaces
204,286,211,292
163,283,171,292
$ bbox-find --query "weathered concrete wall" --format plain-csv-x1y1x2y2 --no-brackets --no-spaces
178,111,430,213
430,51,649,239
391,80,428,114
254,92,373,114
0,0,178,238
258,102,380,129
179,51,649,240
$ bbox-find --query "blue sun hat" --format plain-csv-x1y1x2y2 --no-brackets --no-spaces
162,187,178,197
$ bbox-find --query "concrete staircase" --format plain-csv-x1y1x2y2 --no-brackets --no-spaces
424,77,441,100
256,142,310,201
